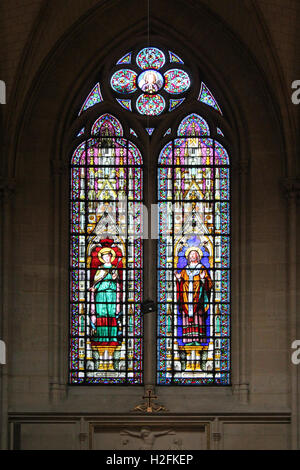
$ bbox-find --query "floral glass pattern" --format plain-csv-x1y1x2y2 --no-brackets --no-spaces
111,70,138,94
78,83,103,116
198,82,223,115
110,47,191,116
136,94,165,116
116,52,132,65
169,51,184,64
164,69,190,94
136,47,165,69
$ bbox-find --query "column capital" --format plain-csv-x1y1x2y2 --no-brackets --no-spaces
281,177,300,202
0,177,16,203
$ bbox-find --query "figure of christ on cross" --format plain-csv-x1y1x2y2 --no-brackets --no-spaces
120,427,175,450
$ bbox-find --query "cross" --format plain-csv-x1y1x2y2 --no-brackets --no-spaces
142,389,158,413
132,388,168,413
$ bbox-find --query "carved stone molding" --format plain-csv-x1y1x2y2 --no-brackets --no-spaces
0,177,16,203
9,413,291,450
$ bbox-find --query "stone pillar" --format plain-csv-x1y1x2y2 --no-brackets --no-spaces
0,177,15,449
211,418,222,450
232,159,250,403
79,417,88,450
282,177,299,449
49,160,68,402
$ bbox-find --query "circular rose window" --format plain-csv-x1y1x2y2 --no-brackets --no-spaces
110,47,191,116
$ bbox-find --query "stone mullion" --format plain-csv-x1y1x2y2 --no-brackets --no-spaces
143,152,156,389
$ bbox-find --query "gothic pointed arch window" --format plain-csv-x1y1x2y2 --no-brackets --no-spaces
157,114,230,385
70,113,143,384
69,45,230,387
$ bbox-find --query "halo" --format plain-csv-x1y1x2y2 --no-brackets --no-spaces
98,247,116,264
185,246,203,260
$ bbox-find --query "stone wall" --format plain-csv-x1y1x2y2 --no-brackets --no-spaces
1,0,299,450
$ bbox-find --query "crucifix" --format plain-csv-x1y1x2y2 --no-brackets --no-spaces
144,389,158,413
132,388,168,414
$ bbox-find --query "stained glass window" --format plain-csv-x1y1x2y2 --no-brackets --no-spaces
117,52,132,65
70,113,143,384
77,127,85,137
130,128,138,138
136,94,165,116
78,83,103,116
116,99,132,112
169,98,185,112
157,113,230,385
164,70,190,94
169,51,184,64
145,128,155,136
71,45,230,388
111,47,191,115
198,82,223,115
136,47,165,69
111,70,138,94
137,70,164,93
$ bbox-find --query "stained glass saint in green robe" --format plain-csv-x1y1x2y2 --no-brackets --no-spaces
90,247,120,347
